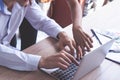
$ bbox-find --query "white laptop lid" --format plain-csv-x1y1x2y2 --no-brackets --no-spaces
72,38,115,80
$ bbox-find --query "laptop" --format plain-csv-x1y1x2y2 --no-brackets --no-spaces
40,38,115,80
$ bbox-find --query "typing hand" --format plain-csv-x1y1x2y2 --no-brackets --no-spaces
39,50,79,70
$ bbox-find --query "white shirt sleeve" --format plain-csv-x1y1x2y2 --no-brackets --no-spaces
25,0,63,38
0,44,41,71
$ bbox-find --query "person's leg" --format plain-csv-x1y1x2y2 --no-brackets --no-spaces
19,18,38,50
10,34,17,47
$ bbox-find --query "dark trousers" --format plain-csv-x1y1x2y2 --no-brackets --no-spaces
10,0,39,50
10,18,38,50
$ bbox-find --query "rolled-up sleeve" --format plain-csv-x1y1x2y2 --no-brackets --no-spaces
25,0,63,38
0,44,41,71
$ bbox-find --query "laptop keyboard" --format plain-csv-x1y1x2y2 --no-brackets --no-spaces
51,63,78,80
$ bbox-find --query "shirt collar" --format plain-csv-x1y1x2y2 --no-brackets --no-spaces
0,0,4,13
0,0,11,15
0,0,28,15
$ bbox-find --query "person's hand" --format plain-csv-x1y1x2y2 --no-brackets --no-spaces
72,27,93,58
57,31,76,54
38,50,79,70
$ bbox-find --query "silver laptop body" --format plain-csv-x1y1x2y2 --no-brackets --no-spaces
41,38,115,80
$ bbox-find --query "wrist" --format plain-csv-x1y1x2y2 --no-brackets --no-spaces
38,57,45,69
73,23,82,28
57,31,67,39
72,26,82,32
73,25,82,30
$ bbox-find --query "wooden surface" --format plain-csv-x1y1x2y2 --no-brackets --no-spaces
0,0,120,80
0,36,120,80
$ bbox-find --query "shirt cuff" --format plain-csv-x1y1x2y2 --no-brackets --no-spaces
25,54,41,71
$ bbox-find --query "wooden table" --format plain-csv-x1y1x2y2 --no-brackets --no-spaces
0,36,120,80
0,0,120,80
19,38,120,80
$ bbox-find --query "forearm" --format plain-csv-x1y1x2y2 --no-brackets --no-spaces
66,0,82,28
0,44,40,71
25,1,63,39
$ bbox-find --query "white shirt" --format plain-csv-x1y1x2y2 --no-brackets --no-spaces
0,0,63,71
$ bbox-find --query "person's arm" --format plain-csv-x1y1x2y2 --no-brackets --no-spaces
66,0,82,27
0,44,40,71
25,0,63,38
0,42,79,71
66,0,93,59
79,0,86,15
25,0,76,53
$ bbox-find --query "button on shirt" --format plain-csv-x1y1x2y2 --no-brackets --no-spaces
0,0,62,71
